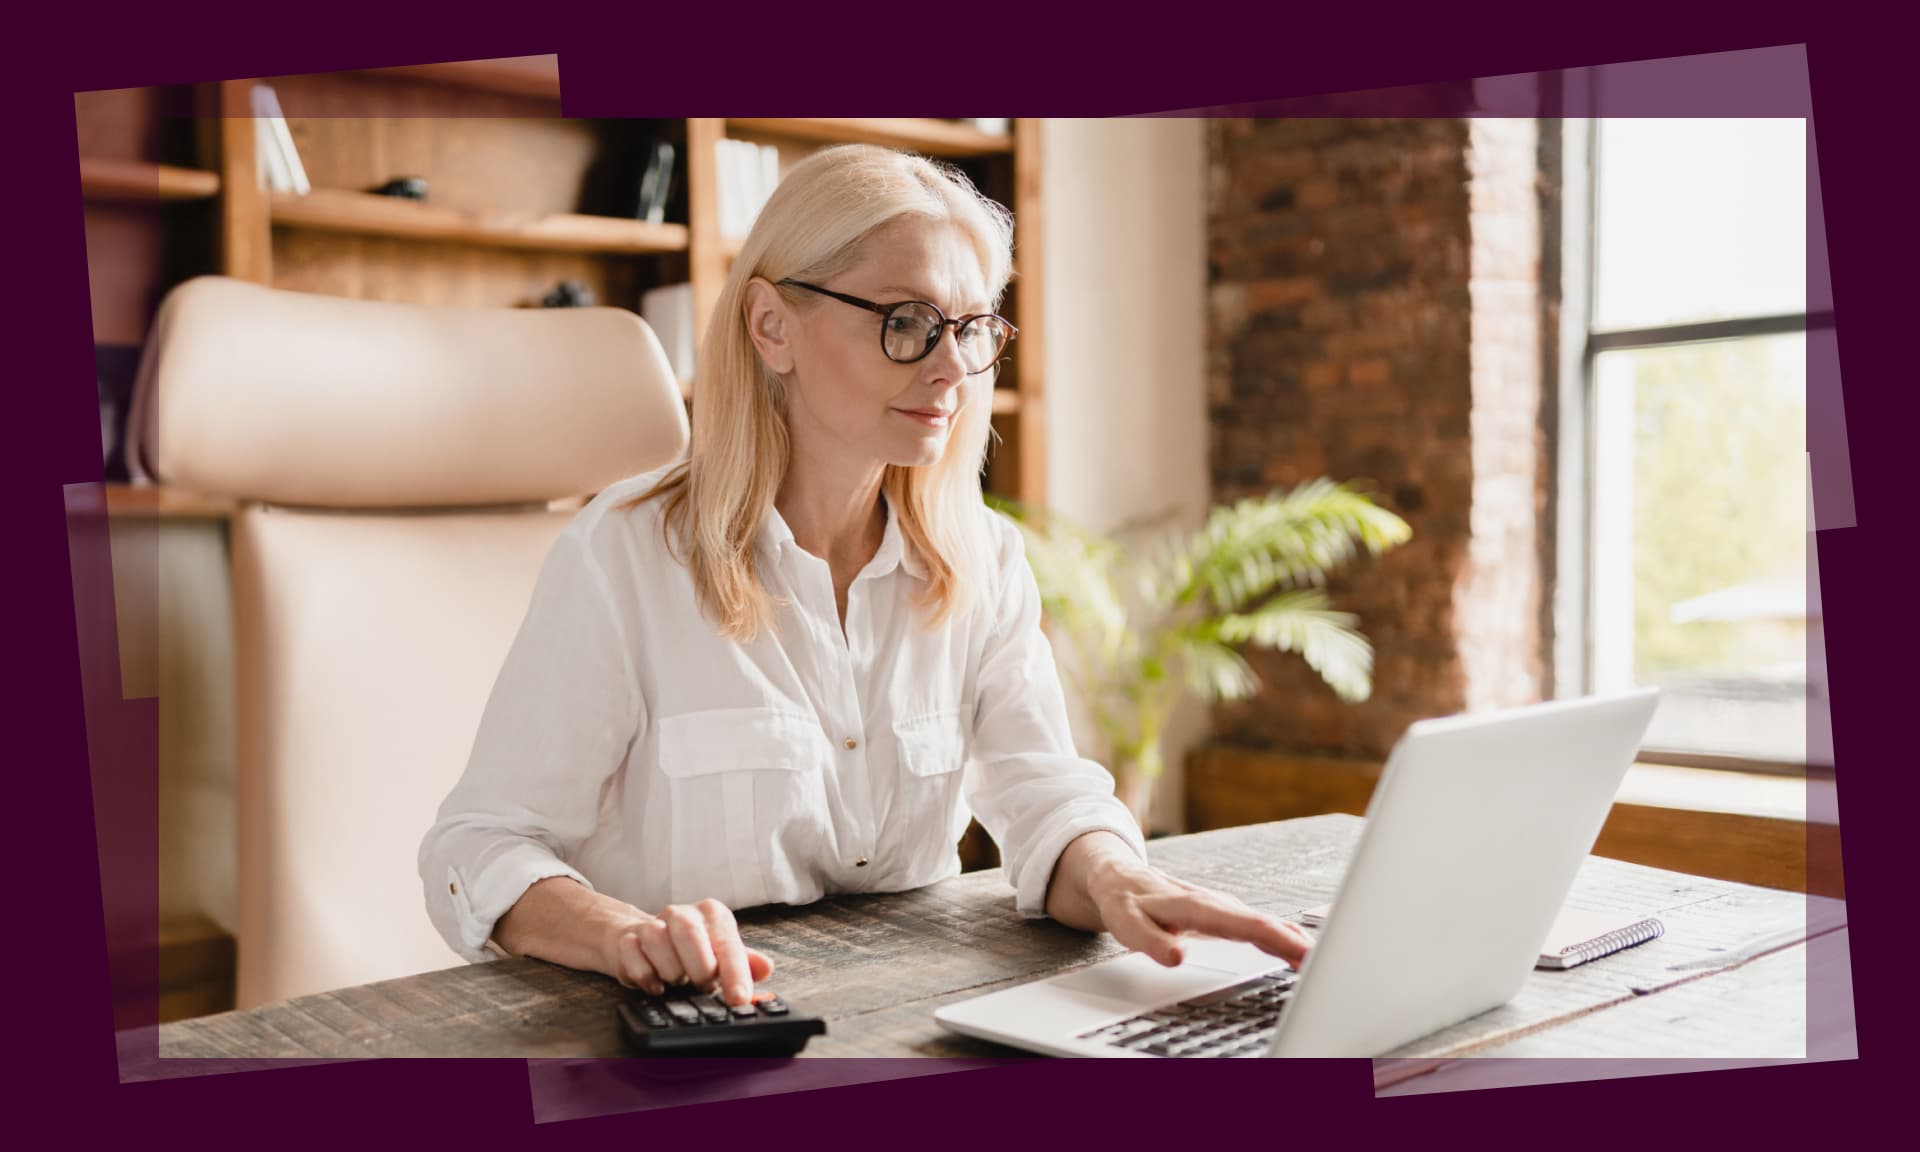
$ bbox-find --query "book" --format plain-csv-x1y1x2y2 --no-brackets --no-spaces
715,138,781,238
1296,903,1665,970
249,84,309,195
716,138,744,238
757,143,779,218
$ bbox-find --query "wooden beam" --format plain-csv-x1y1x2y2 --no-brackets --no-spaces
216,80,270,283
1011,117,1046,509
685,118,727,356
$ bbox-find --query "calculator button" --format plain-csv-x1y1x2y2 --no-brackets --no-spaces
757,996,790,1016
639,1005,674,1029
663,1000,702,1025
728,1002,759,1019
695,1000,730,1023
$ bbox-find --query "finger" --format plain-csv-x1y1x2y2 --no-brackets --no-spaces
746,948,775,982
1105,899,1187,967
638,919,688,985
1140,895,1312,967
615,931,663,995
663,905,720,991
697,899,754,1005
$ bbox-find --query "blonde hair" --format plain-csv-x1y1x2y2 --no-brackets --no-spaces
618,143,1015,642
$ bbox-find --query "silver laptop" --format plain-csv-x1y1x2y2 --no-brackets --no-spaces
935,689,1661,1058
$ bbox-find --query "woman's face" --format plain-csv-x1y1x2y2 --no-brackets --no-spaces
760,217,994,471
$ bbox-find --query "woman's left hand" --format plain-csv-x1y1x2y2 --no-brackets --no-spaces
1087,855,1313,970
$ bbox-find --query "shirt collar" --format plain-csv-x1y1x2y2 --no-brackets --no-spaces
759,492,927,581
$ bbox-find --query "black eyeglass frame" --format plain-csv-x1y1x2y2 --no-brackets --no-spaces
776,279,1017,374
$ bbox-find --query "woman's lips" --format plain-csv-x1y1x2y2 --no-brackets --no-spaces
894,408,951,427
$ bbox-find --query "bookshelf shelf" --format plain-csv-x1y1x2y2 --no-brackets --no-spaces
725,118,1014,158
269,188,689,255
80,158,221,202
354,56,562,101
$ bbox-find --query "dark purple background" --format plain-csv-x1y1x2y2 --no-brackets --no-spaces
14,4,1896,1141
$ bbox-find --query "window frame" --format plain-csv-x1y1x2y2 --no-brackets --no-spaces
1555,113,1834,777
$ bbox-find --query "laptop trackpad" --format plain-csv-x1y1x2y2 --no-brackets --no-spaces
1050,953,1241,1006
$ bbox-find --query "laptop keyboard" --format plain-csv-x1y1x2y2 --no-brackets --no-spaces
1075,970,1298,1057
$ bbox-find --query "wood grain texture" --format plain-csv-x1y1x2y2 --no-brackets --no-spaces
1010,118,1045,508
684,118,726,351
357,57,562,102
270,188,686,255
151,816,1830,1062
80,159,220,202
725,118,1013,158
216,82,269,283
269,229,638,310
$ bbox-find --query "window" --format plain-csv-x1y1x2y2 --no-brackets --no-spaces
1576,118,1825,768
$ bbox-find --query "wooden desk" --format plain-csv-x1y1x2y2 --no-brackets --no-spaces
151,815,1846,1080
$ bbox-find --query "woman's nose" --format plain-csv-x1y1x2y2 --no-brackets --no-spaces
928,324,970,376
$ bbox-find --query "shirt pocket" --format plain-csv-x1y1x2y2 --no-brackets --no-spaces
894,709,971,877
656,706,827,909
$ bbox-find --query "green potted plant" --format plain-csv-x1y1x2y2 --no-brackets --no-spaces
987,480,1412,832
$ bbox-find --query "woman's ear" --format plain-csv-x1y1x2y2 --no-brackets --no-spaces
742,278,796,375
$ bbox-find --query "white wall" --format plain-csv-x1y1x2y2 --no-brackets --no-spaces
1041,119,1210,833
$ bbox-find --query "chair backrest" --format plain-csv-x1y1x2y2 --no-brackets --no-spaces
152,276,688,1008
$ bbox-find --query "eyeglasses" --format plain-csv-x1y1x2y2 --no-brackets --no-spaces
777,279,1016,375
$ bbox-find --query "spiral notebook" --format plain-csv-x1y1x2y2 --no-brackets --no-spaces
1296,903,1665,970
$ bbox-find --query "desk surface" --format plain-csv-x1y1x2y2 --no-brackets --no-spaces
154,815,1844,1075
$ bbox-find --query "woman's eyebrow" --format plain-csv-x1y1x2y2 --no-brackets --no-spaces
877,285,992,313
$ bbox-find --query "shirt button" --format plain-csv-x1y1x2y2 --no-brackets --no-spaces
844,737,858,750
855,856,870,867
449,883,457,894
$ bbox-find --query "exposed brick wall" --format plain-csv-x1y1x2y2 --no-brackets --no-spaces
1203,118,1551,761
1462,117,1549,712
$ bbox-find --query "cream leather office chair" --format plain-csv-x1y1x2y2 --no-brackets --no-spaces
150,276,688,1009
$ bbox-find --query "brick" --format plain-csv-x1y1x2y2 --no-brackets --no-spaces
1347,358,1390,389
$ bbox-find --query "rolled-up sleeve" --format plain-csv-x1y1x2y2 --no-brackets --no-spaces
965,515,1148,919
418,527,643,962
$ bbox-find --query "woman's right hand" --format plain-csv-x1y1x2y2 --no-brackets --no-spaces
604,898,774,1006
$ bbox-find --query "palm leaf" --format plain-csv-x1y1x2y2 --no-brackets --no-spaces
1180,638,1260,702
1198,587,1377,702
1179,481,1411,613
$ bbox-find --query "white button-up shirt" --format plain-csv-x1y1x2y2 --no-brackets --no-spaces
419,468,1147,964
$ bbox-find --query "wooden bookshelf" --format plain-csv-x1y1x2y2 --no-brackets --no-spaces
80,158,220,202
79,71,1049,508
269,187,689,255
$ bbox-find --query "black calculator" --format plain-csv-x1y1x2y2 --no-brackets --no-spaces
616,989,826,1057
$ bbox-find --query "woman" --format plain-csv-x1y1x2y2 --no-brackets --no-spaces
418,143,1311,1010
